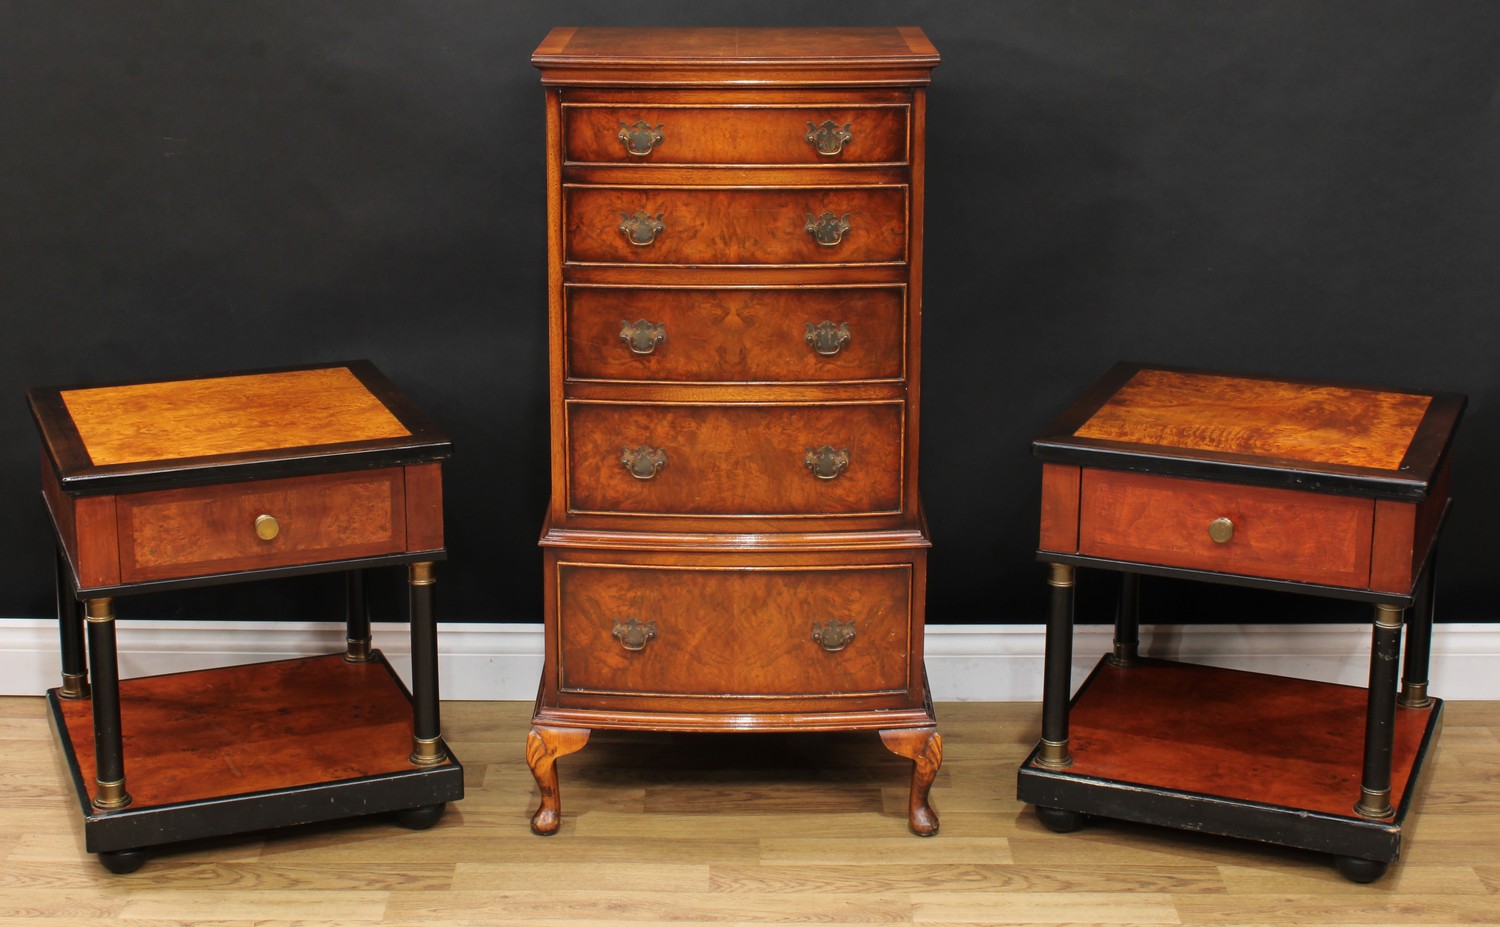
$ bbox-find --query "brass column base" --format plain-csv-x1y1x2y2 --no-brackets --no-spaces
409,735,445,767
1398,682,1431,710
1036,737,1073,769
1108,643,1139,667
1354,787,1393,820
59,672,91,700
343,639,374,663
92,777,131,811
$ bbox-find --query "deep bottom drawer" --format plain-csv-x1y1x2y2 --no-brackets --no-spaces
556,560,914,699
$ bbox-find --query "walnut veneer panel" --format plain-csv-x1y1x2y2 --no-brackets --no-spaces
55,655,443,810
1078,469,1375,588
563,103,908,165
60,367,411,466
1073,368,1430,471
557,562,911,699
117,468,407,583
566,401,903,517
567,285,905,383
565,186,907,265
1064,660,1432,820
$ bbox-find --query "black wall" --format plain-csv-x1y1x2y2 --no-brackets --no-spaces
3,1,1496,626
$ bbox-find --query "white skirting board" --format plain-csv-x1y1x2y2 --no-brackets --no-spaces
2,619,1498,701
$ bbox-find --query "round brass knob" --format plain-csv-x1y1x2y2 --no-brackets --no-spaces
254,514,280,541
1208,517,1234,544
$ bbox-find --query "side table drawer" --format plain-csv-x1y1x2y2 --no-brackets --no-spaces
556,560,913,699
1078,469,1376,588
118,468,408,583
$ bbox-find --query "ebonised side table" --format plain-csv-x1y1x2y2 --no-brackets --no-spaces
28,360,462,872
1017,362,1464,882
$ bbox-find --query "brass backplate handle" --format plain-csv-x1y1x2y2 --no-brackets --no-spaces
620,210,665,246
1208,517,1234,544
804,445,850,480
805,211,852,247
618,120,664,156
612,617,657,652
805,120,854,156
805,321,851,356
811,619,856,652
254,514,280,541
621,445,668,480
620,319,667,354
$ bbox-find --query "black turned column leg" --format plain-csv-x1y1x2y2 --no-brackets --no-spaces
1355,603,1404,819
1110,571,1140,668
1399,552,1437,709
344,569,373,663
406,562,444,767
84,597,130,810
55,548,89,699
1038,563,1075,769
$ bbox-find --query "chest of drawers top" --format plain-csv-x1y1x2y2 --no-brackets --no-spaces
532,26,938,87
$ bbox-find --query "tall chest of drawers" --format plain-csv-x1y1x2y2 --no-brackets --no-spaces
526,26,942,836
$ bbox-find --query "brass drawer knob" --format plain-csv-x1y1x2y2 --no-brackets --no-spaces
805,120,853,156
811,619,856,652
617,120,664,156
621,445,668,480
620,319,667,355
804,211,851,247
620,210,665,246
804,445,850,480
254,514,280,541
1208,517,1234,544
805,321,851,356
612,617,657,651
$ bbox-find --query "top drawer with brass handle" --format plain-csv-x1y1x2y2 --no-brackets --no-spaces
562,104,909,165
116,468,409,583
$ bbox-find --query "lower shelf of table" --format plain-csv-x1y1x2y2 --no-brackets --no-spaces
48,652,463,854
1016,657,1441,863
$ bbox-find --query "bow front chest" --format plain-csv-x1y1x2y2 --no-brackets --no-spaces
526,26,943,835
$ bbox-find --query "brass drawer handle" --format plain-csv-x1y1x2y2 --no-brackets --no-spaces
254,514,280,541
612,617,657,651
1208,517,1235,544
811,619,856,652
805,321,851,356
621,445,668,480
804,445,850,480
805,211,851,247
806,120,853,156
620,210,665,246
620,319,667,355
618,120,664,157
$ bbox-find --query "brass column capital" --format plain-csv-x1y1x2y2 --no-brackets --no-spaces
1046,563,1075,589
409,562,436,586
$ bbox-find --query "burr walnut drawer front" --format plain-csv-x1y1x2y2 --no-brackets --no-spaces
1078,469,1377,588
116,468,408,583
556,561,913,699
567,400,904,518
567,285,905,384
565,185,907,265
562,102,909,165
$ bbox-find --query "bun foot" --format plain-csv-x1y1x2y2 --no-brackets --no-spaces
1334,855,1390,883
395,803,446,830
1035,805,1087,833
98,848,147,874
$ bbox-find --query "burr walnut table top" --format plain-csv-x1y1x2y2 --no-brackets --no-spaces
1034,362,1465,502
29,360,449,495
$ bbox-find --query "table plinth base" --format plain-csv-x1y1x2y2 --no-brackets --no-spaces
47,652,463,859
1017,658,1441,865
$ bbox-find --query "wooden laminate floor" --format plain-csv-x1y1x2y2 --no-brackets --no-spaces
2,696,1497,926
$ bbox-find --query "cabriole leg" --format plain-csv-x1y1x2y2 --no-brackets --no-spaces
527,725,590,835
879,726,942,836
